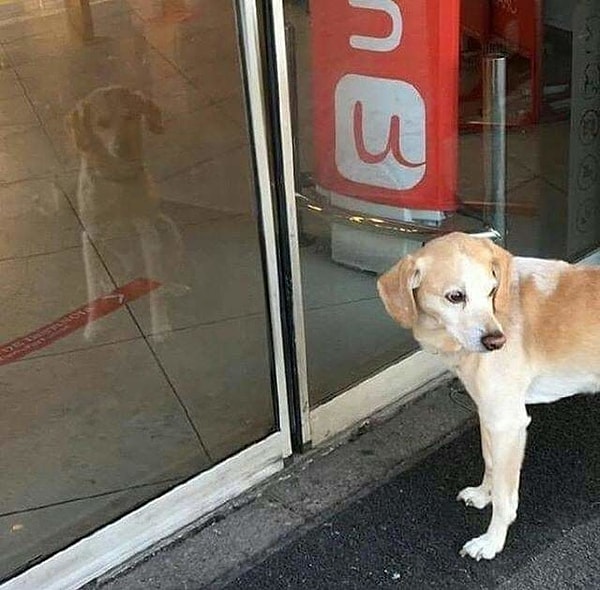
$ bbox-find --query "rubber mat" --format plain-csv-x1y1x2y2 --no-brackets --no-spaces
226,395,600,589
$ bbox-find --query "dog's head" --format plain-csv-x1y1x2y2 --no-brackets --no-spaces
377,233,513,354
67,86,164,163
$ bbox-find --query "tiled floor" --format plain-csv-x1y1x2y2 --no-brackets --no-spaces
0,481,179,579
0,0,278,580
0,0,596,583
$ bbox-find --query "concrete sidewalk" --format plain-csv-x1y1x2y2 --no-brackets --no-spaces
87,380,600,589
86,377,473,589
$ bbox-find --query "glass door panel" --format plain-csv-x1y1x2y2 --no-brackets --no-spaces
284,1,419,409
459,0,600,260
283,0,600,414
283,0,485,409
0,0,278,580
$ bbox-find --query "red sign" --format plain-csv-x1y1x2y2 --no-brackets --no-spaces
0,278,160,366
312,0,460,211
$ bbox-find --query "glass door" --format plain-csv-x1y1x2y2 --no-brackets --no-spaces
0,0,289,584
277,0,600,447
276,0,471,445
457,0,600,262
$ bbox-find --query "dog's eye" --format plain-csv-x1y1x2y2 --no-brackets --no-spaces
489,286,498,298
445,290,465,304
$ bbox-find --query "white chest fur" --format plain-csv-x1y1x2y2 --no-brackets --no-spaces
526,372,600,403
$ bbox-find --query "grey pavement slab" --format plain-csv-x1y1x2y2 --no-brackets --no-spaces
91,496,303,590
90,378,474,589
92,385,600,589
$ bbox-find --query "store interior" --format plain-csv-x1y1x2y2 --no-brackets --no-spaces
1,0,597,581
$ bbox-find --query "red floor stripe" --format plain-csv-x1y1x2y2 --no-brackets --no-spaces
0,278,161,366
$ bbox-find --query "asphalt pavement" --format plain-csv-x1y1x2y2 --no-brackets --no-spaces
226,395,600,589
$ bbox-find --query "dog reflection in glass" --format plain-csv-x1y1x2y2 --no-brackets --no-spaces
67,85,187,341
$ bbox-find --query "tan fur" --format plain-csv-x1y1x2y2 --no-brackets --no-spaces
68,85,187,341
377,255,420,328
521,268,600,365
378,232,600,561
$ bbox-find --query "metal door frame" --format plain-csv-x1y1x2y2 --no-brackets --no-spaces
268,0,452,448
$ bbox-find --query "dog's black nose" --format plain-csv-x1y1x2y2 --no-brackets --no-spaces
481,331,506,351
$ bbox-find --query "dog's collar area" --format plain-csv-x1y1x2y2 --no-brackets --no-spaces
90,164,146,182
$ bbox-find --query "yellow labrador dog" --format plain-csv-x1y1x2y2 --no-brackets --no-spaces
68,85,186,340
378,232,600,561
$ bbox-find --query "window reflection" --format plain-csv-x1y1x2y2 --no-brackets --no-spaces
285,0,600,407
0,0,276,580
68,85,188,340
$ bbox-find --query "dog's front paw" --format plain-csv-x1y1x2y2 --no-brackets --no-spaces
457,485,491,509
460,532,505,561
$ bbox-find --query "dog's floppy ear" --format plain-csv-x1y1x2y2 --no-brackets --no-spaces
132,91,164,134
488,240,513,317
377,255,422,328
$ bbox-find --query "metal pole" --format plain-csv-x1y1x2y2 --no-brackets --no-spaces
482,53,507,245
285,23,300,187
